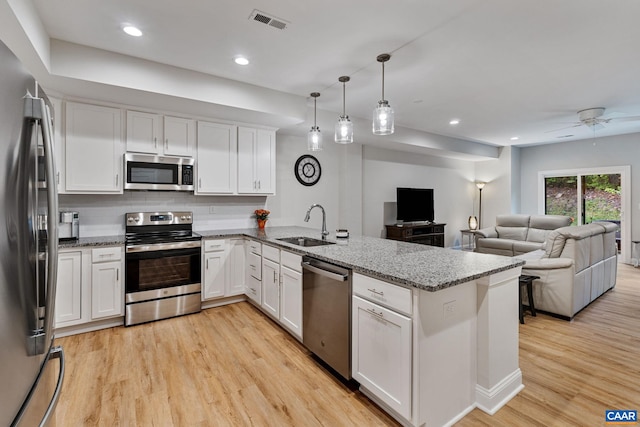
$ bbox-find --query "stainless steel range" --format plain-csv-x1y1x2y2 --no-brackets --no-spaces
125,211,202,326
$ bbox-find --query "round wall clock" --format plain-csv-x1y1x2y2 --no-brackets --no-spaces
294,155,322,186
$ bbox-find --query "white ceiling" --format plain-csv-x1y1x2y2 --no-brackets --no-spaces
30,0,640,149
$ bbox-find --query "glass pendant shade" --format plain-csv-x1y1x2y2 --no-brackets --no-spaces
373,101,394,135
308,126,322,151
308,92,322,151
335,116,353,144
468,215,478,231
335,76,353,144
372,53,395,135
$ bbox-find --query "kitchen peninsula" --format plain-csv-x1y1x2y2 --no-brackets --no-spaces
199,226,525,427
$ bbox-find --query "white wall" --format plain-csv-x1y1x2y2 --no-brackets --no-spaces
519,132,640,240
361,146,476,247
474,146,519,228
269,133,343,235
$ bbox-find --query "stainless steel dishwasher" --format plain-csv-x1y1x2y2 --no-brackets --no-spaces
302,256,352,380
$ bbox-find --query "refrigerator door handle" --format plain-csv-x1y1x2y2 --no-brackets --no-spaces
11,346,65,427
39,346,65,427
39,99,59,347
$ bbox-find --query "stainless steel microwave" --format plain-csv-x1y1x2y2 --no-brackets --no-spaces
124,153,194,191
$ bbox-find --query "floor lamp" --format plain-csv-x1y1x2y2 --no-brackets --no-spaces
476,182,486,229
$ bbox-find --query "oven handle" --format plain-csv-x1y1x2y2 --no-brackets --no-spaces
126,240,201,253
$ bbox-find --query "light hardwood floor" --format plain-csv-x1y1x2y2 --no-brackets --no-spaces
54,264,640,426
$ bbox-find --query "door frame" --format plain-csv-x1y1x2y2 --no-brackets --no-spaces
537,165,631,263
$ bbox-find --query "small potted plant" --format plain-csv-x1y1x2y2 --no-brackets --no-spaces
254,209,270,229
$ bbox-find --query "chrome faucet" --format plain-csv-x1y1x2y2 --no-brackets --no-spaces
304,204,329,238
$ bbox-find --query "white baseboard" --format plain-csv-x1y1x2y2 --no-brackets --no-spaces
475,368,524,415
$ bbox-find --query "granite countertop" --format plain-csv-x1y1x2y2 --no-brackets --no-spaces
58,235,125,249
198,226,524,292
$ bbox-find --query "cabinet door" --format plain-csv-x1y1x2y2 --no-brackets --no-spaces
280,265,302,339
65,102,123,193
254,129,276,194
352,295,412,420
226,239,246,296
55,251,82,326
126,110,162,154
237,127,257,193
91,260,123,319
203,248,227,300
196,121,237,194
261,257,280,319
164,116,195,156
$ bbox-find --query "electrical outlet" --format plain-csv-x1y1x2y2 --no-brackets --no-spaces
443,300,457,320
209,205,216,214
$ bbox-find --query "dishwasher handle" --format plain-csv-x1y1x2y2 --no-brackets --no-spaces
302,261,348,282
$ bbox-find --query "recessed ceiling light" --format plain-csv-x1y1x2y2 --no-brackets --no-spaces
449,119,460,125
122,25,142,37
510,136,519,141
234,56,250,65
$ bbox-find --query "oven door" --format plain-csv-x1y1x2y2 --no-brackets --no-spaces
125,246,201,294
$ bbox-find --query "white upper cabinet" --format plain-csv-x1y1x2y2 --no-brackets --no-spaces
126,110,162,154
65,102,123,194
237,127,276,195
126,111,195,157
164,116,195,156
196,121,237,195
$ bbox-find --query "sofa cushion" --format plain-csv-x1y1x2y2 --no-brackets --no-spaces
495,214,530,227
475,238,514,256
529,215,573,230
496,226,528,241
513,241,544,255
543,230,567,258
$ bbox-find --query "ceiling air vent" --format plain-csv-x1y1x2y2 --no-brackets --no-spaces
249,9,289,30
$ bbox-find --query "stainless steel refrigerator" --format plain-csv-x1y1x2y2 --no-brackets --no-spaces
0,39,64,426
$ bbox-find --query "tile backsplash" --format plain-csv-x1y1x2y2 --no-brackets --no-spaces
59,192,271,237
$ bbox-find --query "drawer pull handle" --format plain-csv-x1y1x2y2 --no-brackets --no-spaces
366,308,384,318
368,288,384,296
99,253,114,257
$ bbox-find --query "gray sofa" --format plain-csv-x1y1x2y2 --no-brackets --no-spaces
519,222,618,319
475,214,573,256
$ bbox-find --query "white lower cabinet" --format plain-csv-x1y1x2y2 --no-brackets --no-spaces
202,240,227,300
261,256,280,319
280,253,302,339
91,247,124,320
202,238,246,301
226,239,246,296
55,250,83,326
245,239,262,304
352,274,412,421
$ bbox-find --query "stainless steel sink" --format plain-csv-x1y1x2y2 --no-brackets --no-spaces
277,236,335,247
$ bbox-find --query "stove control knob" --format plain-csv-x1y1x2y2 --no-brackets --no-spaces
127,216,140,222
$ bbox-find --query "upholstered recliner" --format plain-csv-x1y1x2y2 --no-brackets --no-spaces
475,214,572,256
519,222,618,319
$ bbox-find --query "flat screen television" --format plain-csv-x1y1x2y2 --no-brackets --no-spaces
396,187,435,223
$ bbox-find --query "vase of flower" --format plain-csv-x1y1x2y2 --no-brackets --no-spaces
254,209,270,229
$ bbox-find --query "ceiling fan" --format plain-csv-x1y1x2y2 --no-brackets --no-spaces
546,107,640,133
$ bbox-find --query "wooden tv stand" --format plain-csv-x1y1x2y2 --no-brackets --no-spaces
385,223,446,247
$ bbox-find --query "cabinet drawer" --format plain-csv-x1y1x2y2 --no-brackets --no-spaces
246,275,262,304
247,251,262,280
92,246,122,263
281,250,302,272
247,239,261,255
262,244,280,263
353,274,412,316
204,239,226,252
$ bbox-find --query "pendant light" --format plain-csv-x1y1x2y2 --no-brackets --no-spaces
372,53,394,135
335,76,353,144
308,92,322,151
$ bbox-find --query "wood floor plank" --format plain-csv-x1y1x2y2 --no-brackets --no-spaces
54,263,640,426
